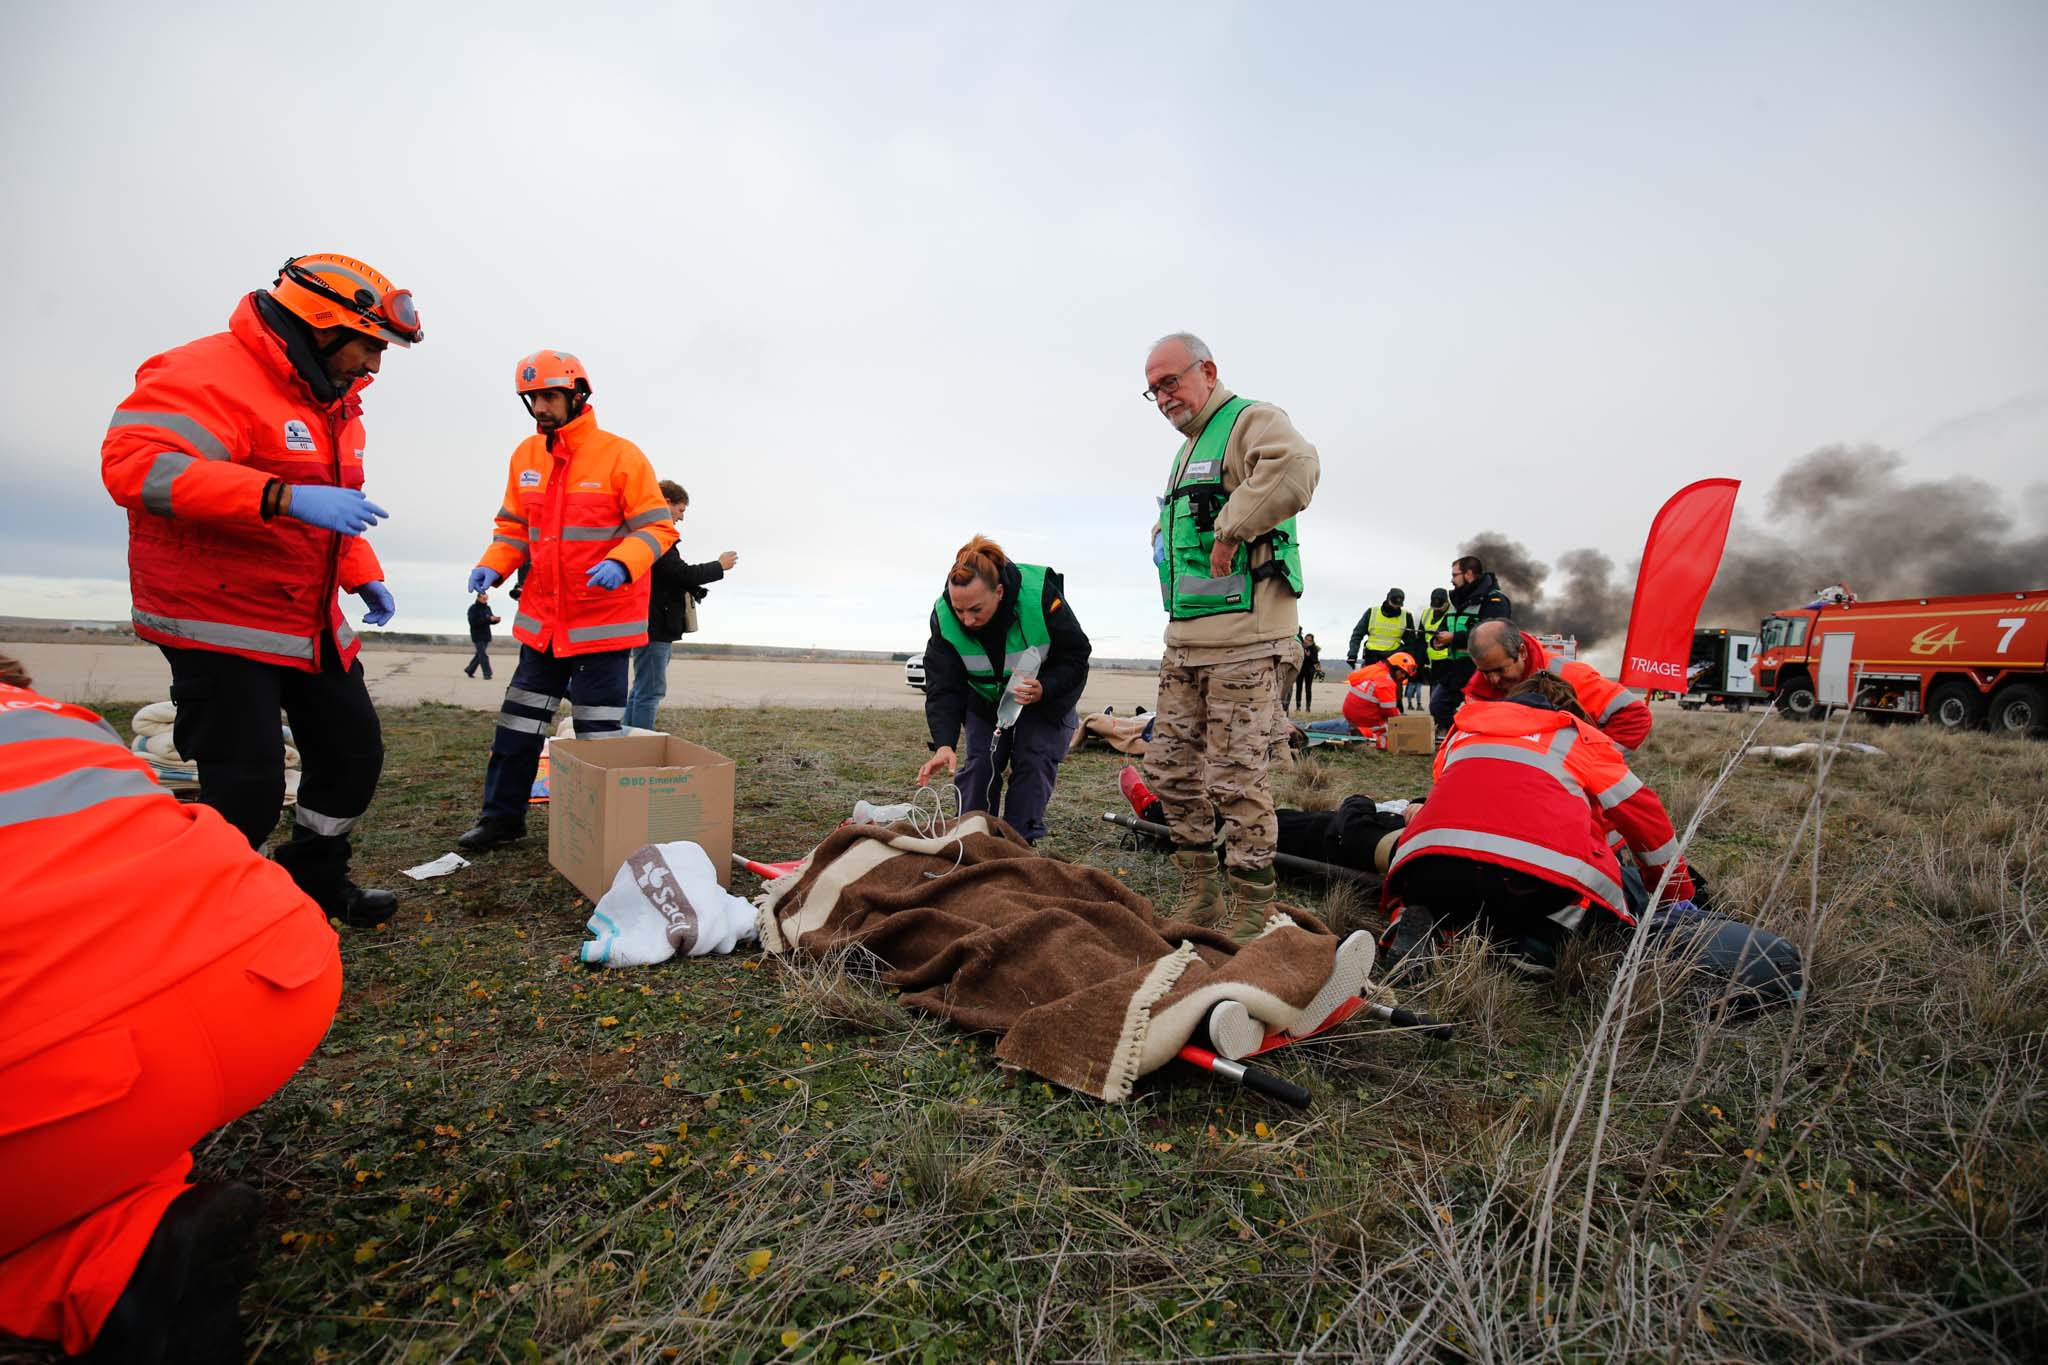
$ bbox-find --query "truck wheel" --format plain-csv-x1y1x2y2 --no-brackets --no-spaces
1925,680,1986,732
1775,677,1820,721
1988,683,2047,738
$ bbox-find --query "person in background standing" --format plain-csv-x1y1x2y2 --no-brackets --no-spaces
624,479,739,732
1428,554,1512,736
1296,632,1321,711
465,592,500,680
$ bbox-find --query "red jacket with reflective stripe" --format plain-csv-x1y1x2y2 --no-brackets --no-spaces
1463,632,1652,749
475,407,678,658
1341,661,1400,732
1388,698,1693,926
0,684,335,1071
101,294,382,671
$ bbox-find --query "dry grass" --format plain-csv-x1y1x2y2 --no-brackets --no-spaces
7,699,2042,1363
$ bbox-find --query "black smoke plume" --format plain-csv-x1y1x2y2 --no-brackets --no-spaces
1458,535,1633,651
1702,444,2048,626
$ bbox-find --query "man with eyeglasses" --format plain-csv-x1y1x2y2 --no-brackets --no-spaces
101,253,422,929
1142,332,1321,942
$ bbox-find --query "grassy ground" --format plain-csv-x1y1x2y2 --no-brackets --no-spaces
24,701,2048,1362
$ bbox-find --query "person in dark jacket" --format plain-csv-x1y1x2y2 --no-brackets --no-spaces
1427,554,1513,735
624,480,738,732
1295,632,1322,711
464,593,500,679
915,536,1091,843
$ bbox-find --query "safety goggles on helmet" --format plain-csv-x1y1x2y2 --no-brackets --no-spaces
277,257,424,345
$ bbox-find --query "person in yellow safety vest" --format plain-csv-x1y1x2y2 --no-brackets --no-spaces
1347,588,1416,670
1420,587,1452,678
915,536,1091,844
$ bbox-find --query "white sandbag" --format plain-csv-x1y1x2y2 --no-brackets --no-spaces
1745,741,1884,761
580,840,759,968
135,732,183,761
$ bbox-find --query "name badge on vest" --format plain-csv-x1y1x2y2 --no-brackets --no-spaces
282,420,316,452
1184,458,1222,481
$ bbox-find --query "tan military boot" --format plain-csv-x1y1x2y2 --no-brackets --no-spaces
1167,847,1227,927
1222,864,1281,945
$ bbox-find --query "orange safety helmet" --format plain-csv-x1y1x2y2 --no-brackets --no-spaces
270,254,422,346
1386,651,1419,677
514,350,593,396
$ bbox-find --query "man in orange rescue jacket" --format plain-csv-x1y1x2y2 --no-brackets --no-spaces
1463,619,1652,749
1382,670,1693,977
458,351,678,852
0,656,342,1358
100,254,422,927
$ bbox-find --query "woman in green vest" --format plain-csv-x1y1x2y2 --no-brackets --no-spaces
916,536,1092,844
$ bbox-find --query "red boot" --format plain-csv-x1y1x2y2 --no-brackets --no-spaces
1118,765,1161,822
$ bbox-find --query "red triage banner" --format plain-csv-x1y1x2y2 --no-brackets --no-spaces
1619,478,1741,691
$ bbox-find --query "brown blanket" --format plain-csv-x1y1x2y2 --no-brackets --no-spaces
1068,711,1153,755
756,815,1341,1100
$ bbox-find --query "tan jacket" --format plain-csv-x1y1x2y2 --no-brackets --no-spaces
1158,384,1321,659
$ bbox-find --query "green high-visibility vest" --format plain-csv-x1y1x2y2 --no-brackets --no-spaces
933,562,1052,704
1443,597,1482,662
1422,605,1451,664
1157,396,1304,620
1364,606,1408,655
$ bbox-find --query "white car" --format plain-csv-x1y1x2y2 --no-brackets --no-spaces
905,653,926,690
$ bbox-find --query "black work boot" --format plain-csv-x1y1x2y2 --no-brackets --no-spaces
336,885,398,928
84,1181,264,1364
457,820,525,853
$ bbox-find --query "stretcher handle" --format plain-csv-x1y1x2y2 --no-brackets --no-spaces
1364,1001,1455,1043
1178,1044,1313,1109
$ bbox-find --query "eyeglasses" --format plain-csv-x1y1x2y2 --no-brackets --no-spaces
279,258,422,342
1141,362,1200,402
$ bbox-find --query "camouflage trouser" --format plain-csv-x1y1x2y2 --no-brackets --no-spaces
1149,656,1279,871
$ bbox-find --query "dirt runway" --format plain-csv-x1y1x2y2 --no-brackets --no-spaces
4,641,1166,714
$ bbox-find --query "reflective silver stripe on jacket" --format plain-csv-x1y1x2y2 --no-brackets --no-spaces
1174,571,1250,600
494,533,529,550
1596,771,1644,810
498,504,529,524
132,610,315,660
625,508,671,530
1637,837,1680,867
954,649,994,674
567,619,645,643
0,766,162,828
107,409,231,462
0,708,126,750
1597,689,1642,723
1391,825,1625,909
627,530,663,557
141,451,197,516
295,805,358,836
336,619,358,652
515,613,545,635
1441,728,1583,799
560,525,620,541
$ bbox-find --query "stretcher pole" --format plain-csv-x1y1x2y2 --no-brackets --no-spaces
1176,1043,1311,1108
1101,811,1380,883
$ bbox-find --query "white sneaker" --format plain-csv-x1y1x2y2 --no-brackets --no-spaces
1287,930,1377,1037
1205,1000,1267,1059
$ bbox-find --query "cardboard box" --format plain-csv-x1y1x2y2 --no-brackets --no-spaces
547,735,736,900
1384,715,1435,755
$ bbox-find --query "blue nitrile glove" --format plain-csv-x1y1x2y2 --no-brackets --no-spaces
357,580,396,626
1151,529,1166,568
586,559,629,591
285,486,387,536
467,566,500,595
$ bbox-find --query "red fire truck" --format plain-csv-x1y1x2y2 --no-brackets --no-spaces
1753,589,2048,735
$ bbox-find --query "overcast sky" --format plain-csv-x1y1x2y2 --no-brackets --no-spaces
2,1,2043,659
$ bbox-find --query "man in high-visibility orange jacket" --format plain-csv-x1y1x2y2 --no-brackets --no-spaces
458,351,678,852
99,254,422,926
1465,619,1653,749
0,656,341,1358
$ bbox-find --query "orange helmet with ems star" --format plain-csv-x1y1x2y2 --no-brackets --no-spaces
514,350,593,396
1386,651,1419,677
269,254,422,346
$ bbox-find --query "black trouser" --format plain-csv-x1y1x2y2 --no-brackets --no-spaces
478,644,630,829
1294,670,1314,710
465,639,493,678
162,641,384,912
1390,855,1593,968
1430,658,1475,732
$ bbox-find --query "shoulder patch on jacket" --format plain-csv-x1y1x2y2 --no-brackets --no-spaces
519,470,542,487
283,420,315,452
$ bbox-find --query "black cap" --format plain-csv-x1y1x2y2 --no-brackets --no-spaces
1387,588,1405,603
1430,587,1448,606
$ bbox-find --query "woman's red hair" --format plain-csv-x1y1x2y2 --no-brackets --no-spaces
947,535,1008,591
